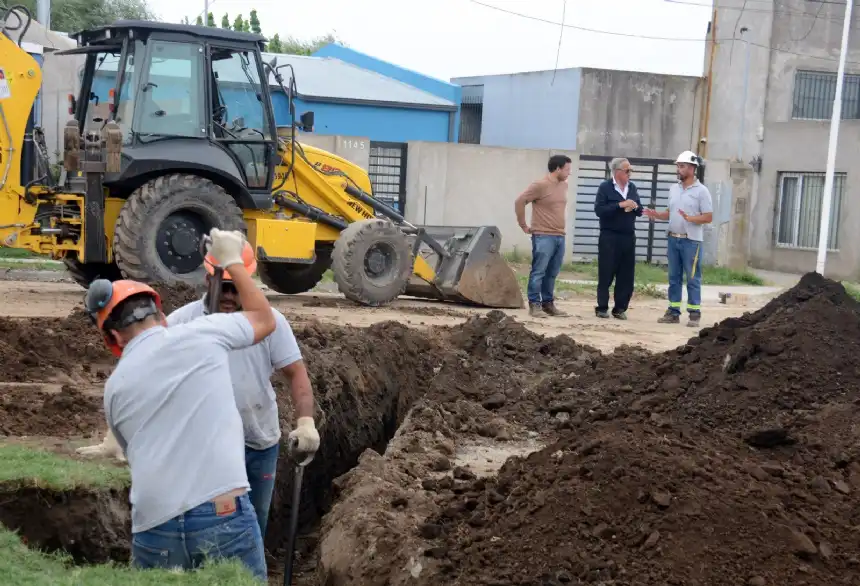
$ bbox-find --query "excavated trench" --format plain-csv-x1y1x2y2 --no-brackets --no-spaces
0,307,446,578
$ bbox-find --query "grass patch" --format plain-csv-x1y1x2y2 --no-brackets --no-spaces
843,282,860,301
0,249,41,259
0,526,260,585
0,444,129,491
562,260,764,286
0,260,65,272
515,276,666,299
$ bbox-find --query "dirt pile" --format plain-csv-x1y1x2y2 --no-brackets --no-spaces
434,420,859,586
423,273,860,585
429,311,601,429
538,272,860,441
0,384,104,437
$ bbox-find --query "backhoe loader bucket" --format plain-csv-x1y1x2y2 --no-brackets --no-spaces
405,225,524,309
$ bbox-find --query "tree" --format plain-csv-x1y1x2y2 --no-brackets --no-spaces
249,9,261,34
19,0,156,33
267,33,282,53
207,11,215,27
232,13,248,32
221,13,230,29
276,32,342,56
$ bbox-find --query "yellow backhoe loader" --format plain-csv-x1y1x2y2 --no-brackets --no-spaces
0,6,523,309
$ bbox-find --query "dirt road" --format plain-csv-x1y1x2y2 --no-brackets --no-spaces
0,280,765,353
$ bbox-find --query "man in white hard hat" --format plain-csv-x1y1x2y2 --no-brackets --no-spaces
643,150,713,327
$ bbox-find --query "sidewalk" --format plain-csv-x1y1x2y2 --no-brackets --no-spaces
559,279,784,304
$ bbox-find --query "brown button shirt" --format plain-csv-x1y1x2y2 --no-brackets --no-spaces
515,174,568,236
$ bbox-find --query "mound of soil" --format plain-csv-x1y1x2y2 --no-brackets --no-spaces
538,272,860,440
0,385,104,437
429,311,601,429
433,420,860,586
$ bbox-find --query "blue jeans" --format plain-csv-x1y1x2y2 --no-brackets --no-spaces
131,493,267,582
667,235,702,316
527,234,565,304
245,443,279,541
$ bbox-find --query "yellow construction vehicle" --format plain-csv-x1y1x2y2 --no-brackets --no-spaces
0,6,523,308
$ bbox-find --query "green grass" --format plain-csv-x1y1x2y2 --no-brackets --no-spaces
0,260,64,272
0,445,259,584
0,444,129,491
0,248,41,259
514,275,666,299
843,282,860,301
559,260,764,286
0,527,260,586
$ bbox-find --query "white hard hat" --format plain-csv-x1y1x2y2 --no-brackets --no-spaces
676,150,701,166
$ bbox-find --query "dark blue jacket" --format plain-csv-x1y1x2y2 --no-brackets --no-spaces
594,179,643,234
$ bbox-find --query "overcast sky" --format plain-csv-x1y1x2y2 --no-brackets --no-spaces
146,0,714,81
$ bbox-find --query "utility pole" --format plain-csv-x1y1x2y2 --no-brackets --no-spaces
816,0,853,275
736,27,751,161
37,0,51,30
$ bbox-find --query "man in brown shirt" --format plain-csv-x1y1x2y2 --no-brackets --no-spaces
515,154,572,318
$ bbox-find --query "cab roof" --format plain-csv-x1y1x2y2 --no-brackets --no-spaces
70,20,267,48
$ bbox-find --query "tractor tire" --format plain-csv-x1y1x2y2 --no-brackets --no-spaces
113,174,245,287
331,219,414,307
258,245,333,295
62,255,124,289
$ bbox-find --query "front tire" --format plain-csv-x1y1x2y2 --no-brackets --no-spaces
258,245,333,295
113,174,245,287
331,219,414,307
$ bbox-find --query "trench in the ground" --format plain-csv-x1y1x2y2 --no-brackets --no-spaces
0,322,432,577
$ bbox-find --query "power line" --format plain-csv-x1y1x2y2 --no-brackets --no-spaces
666,0,859,24
551,0,567,85
466,0,860,65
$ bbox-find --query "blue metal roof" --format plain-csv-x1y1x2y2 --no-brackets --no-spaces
264,53,457,110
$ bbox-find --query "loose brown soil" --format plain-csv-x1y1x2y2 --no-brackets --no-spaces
2,272,859,586
0,384,104,437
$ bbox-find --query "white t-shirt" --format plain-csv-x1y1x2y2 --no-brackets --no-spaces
104,313,255,533
166,299,303,450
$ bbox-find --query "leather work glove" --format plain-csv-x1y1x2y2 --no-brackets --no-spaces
208,228,246,269
76,428,126,463
288,417,320,465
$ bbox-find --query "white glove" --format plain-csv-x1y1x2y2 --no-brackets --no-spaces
208,228,246,269
76,428,126,463
288,417,320,465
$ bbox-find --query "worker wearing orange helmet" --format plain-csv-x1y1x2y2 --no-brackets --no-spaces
165,241,319,544
82,229,274,581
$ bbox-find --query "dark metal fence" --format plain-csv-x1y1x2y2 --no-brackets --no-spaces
573,155,702,263
368,141,407,214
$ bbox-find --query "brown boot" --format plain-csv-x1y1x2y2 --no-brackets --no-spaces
542,302,568,317
687,313,701,328
529,303,547,319
657,310,680,324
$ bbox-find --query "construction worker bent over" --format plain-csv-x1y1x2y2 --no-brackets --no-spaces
166,242,319,542
84,229,273,581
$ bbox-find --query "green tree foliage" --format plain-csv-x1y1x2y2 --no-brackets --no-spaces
276,32,341,56
221,13,230,29
232,13,249,32
195,15,203,26
207,11,215,27
249,9,261,34
17,0,155,33
266,33,283,53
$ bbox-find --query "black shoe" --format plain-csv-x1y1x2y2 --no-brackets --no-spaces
687,313,701,328
595,309,610,319
612,311,628,320
658,310,680,324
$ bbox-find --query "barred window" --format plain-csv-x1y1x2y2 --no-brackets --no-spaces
792,70,860,120
776,172,844,250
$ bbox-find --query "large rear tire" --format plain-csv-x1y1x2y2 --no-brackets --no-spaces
62,255,124,289
331,219,414,307
113,174,245,287
258,245,333,295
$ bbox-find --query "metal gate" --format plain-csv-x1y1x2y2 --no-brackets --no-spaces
573,155,699,263
368,141,407,214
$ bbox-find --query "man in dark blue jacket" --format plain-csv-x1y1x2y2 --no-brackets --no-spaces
593,158,643,319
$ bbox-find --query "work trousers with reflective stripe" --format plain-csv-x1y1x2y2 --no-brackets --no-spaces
667,235,702,316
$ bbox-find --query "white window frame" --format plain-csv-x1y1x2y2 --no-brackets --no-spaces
775,171,844,252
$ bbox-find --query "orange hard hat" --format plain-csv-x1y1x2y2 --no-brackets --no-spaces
204,241,257,281
85,279,163,357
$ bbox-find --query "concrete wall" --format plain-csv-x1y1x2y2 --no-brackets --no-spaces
314,44,462,142
576,68,703,159
707,0,860,279
404,142,578,259
295,133,371,170
452,69,581,151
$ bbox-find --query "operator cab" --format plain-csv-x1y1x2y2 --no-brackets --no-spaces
59,20,279,195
